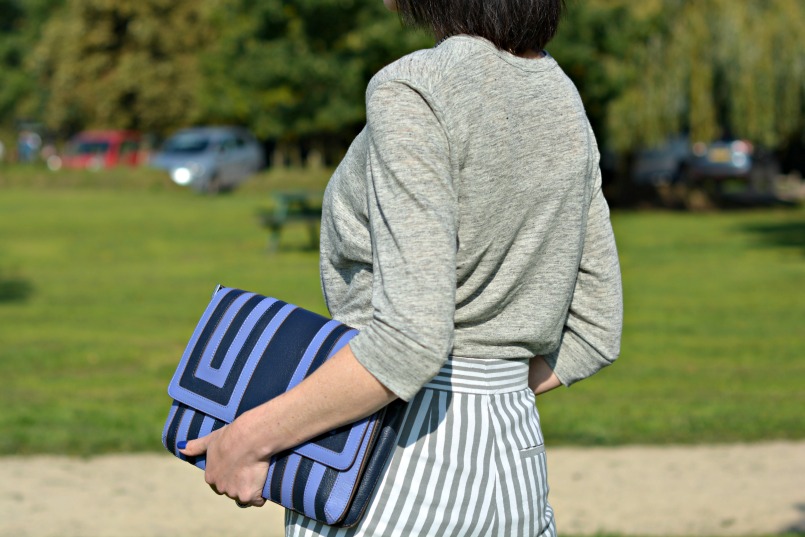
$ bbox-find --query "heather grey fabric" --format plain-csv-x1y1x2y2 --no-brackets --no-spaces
319,35,623,401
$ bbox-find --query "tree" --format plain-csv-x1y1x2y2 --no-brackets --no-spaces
29,0,215,135
0,0,25,123
15,0,800,168
551,1,665,150
197,0,430,162
554,0,805,152
0,0,64,126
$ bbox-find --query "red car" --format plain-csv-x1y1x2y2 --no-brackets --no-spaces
60,130,144,169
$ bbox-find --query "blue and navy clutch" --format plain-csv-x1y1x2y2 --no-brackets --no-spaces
163,285,402,527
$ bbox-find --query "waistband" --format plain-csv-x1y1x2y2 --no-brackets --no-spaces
422,356,530,394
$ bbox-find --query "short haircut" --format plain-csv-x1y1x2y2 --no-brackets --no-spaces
395,0,566,54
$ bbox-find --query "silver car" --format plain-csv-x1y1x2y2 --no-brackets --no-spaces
151,126,265,193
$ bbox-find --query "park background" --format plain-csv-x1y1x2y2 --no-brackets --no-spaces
0,0,804,536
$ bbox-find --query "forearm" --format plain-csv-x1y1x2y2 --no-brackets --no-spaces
236,343,397,459
529,355,562,396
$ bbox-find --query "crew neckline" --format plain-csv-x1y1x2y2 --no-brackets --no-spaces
437,35,557,73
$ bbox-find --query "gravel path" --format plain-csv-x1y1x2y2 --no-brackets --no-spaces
1,441,803,537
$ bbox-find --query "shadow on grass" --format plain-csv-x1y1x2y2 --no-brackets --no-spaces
739,220,805,256
0,275,34,303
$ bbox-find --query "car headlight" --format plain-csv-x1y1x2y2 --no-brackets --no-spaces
171,167,193,185
170,163,204,186
732,153,749,167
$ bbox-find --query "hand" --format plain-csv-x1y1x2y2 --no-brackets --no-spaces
179,415,270,508
178,344,395,508
528,356,562,396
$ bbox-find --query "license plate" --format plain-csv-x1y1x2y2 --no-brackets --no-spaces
708,148,731,163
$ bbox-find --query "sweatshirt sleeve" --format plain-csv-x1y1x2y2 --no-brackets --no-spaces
544,166,623,385
347,80,458,401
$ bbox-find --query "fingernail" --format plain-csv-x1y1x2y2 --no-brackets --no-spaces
177,440,187,449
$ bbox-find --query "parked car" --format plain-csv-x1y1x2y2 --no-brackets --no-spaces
60,130,144,169
631,136,777,187
150,126,265,193
688,139,753,181
630,136,691,186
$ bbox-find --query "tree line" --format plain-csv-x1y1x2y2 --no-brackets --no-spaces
1,0,803,164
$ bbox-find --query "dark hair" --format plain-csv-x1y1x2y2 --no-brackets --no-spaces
395,0,566,54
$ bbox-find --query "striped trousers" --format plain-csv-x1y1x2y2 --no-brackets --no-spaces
286,356,556,537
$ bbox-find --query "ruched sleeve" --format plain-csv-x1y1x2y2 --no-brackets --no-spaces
544,166,623,385
347,81,458,401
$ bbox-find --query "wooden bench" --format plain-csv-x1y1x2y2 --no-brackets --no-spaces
257,190,323,252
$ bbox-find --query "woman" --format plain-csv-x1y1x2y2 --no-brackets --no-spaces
181,0,623,535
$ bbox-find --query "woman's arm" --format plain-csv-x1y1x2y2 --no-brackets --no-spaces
543,163,623,385
529,355,562,395
180,343,396,507
182,79,456,507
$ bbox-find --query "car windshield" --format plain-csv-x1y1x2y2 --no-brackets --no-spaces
70,141,111,155
162,134,211,154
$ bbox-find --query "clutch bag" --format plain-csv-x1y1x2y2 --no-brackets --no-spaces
162,285,403,527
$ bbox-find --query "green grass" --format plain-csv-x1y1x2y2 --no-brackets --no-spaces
1,166,804,454
0,166,331,454
539,205,805,445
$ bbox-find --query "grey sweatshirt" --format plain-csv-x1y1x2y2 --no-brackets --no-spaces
319,36,623,401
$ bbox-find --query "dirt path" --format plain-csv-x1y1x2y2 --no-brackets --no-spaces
1,441,803,537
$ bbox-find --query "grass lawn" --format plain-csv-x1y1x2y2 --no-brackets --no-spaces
1,165,803,454
540,204,805,445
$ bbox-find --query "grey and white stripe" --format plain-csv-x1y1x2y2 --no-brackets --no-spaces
286,356,556,537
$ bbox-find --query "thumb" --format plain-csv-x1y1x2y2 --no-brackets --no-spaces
178,428,221,456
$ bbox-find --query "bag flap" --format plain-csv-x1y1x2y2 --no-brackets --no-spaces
291,413,380,471
168,285,365,470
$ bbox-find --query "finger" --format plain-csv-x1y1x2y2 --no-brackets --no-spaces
235,495,266,508
178,428,221,456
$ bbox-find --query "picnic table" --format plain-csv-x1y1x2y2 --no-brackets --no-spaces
257,190,323,252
